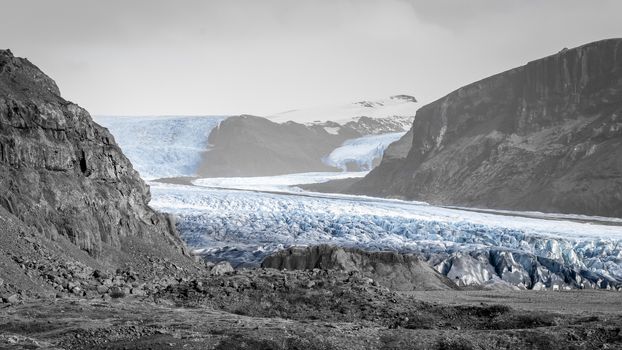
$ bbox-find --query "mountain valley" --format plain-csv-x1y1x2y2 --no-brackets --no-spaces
2,40,622,350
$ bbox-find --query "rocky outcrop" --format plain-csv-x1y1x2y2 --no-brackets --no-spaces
262,245,457,291
0,49,190,268
309,115,415,136
342,115,415,135
198,115,360,177
350,39,622,217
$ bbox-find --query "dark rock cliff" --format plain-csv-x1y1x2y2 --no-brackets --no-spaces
198,115,360,177
0,49,189,261
350,39,622,217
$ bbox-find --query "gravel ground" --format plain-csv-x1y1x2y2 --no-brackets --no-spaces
1,267,621,350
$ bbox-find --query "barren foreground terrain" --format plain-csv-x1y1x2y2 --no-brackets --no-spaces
1,267,621,350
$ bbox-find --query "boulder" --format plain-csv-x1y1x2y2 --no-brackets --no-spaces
210,261,234,276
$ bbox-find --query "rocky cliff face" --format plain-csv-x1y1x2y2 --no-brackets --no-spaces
313,115,415,136
0,49,189,262
199,114,415,177
198,115,360,177
351,39,622,217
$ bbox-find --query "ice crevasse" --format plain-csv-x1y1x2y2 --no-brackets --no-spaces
150,181,622,290
95,115,225,180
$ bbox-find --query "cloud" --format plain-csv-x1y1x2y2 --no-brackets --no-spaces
1,1,620,116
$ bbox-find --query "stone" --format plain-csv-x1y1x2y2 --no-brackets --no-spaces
2,294,19,304
102,279,113,287
210,261,234,276
130,288,146,297
108,287,125,299
92,270,108,280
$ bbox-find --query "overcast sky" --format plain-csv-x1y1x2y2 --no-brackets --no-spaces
1,0,621,116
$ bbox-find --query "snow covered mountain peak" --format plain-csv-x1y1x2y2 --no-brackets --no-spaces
268,95,419,126
355,95,417,108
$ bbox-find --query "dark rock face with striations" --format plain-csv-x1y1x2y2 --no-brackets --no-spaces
0,49,189,261
350,39,622,217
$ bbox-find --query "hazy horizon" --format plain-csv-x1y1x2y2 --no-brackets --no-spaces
2,0,621,118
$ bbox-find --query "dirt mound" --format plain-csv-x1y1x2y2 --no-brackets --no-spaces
262,245,457,291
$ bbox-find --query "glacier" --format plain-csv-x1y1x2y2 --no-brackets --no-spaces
323,132,405,171
192,171,368,192
96,116,622,290
95,115,225,179
149,176,622,290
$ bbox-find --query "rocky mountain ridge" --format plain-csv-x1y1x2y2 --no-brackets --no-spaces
0,49,196,294
311,115,415,136
198,115,357,176
198,112,413,177
269,94,418,125
349,39,622,218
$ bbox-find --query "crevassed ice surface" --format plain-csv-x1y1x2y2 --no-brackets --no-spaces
97,115,622,289
95,116,225,179
149,176,622,288
323,132,405,171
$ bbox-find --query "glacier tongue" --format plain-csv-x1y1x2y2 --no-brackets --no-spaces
95,116,224,179
323,132,405,171
192,171,368,192
149,179,622,290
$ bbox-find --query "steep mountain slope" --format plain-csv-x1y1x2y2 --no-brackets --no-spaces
198,103,416,177
198,115,360,177
350,39,622,218
0,49,194,291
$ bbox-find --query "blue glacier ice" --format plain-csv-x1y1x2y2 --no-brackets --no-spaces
192,171,368,192
97,116,622,290
149,179,622,290
323,132,405,171
95,116,225,179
